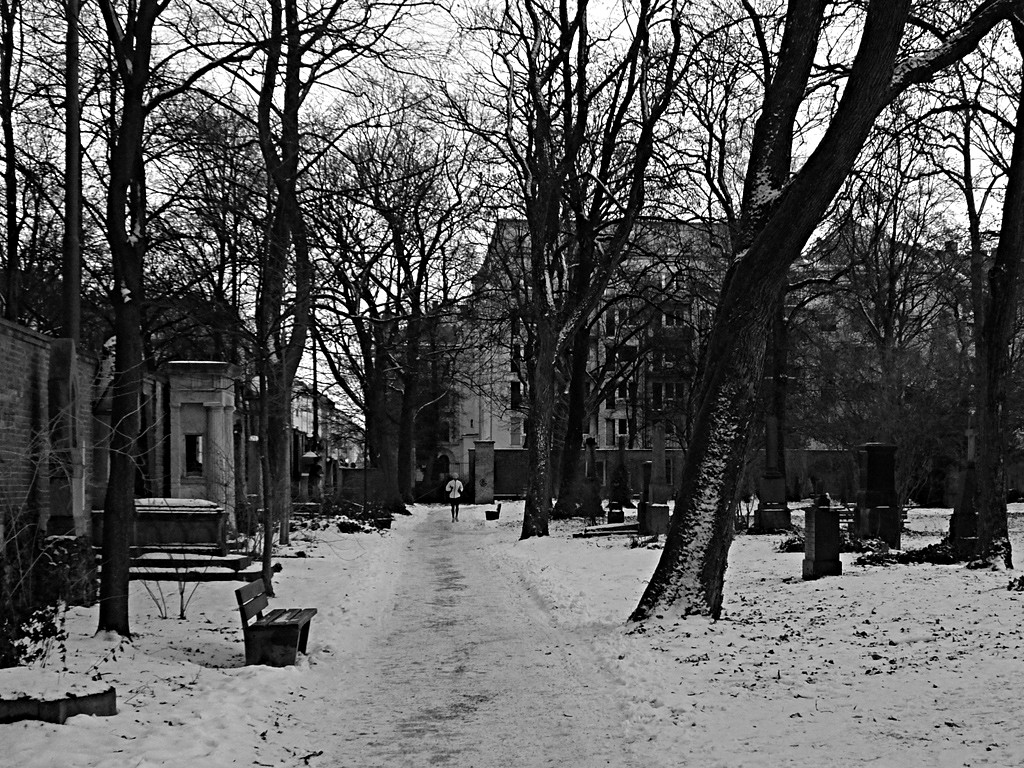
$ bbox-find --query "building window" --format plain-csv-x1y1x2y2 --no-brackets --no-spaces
511,416,523,447
652,382,663,409
664,311,684,327
605,418,615,447
185,434,204,475
510,381,522,410
617,382,628,400
617,418,628,438
606,390,615,409
511,343,521,372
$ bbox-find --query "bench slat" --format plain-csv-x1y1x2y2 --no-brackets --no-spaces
252,607,317,628
236,585,269,624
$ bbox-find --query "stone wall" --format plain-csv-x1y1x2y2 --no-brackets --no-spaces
0,319,51,525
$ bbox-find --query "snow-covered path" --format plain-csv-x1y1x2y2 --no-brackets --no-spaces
304,508,634,767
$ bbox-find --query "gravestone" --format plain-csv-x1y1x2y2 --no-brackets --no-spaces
638,461,670,535
803,493,842,579
607,502,625,525
854,443,901,548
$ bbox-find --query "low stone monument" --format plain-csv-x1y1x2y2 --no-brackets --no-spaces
803,493,842,580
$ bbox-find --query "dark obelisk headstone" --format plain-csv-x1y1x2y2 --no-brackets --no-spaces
803,493,842,579
854,443,901,548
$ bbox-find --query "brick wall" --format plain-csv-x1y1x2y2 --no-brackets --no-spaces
0,319,101,532
0,319,52,524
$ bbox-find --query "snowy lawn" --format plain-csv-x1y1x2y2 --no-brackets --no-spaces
496,503,1024,767
2,503,1023,767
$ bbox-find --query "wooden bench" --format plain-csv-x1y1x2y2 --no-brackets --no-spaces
235,579,317,667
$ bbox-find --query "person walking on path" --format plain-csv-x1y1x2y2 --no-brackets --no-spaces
446,474,464,521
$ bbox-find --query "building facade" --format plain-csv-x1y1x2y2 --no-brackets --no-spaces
433,218,728,497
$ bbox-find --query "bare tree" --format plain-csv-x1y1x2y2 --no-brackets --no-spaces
455,0,685,538
633,0,1018,621
308,88,485,509
94,0,252,634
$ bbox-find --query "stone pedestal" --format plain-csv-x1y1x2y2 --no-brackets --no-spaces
854,443,901,548
473,440,495,504
643,504,670,536
755,472,791,530
803,495,842,580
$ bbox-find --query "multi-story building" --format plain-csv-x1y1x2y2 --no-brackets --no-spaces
433,218,727,497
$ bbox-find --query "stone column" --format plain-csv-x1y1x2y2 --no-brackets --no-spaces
473,440,495,504
581,437,602,523
649,422,672,503
755,415,791,530
206,403,233,518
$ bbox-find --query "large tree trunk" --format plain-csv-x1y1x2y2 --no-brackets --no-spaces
98,137,147,639
397,319,423,504
521,319,557,538
397,389,416,503
633,0,915,620
365,381,404,511
968,47,1024,569
97,294,143,636
95,0,156,633
256,0,312,548
553,326,590,518
764,297,789,487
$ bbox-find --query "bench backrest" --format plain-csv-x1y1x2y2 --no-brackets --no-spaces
236,579,269,626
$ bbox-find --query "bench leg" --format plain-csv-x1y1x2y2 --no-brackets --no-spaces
298,622,312,655
245,625,301,666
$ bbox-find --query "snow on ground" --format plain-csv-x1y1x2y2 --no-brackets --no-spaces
496,503,1024,768
2,502,1023,767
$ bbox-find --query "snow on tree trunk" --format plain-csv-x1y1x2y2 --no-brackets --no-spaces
633,284,775,619
632,0,938,620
